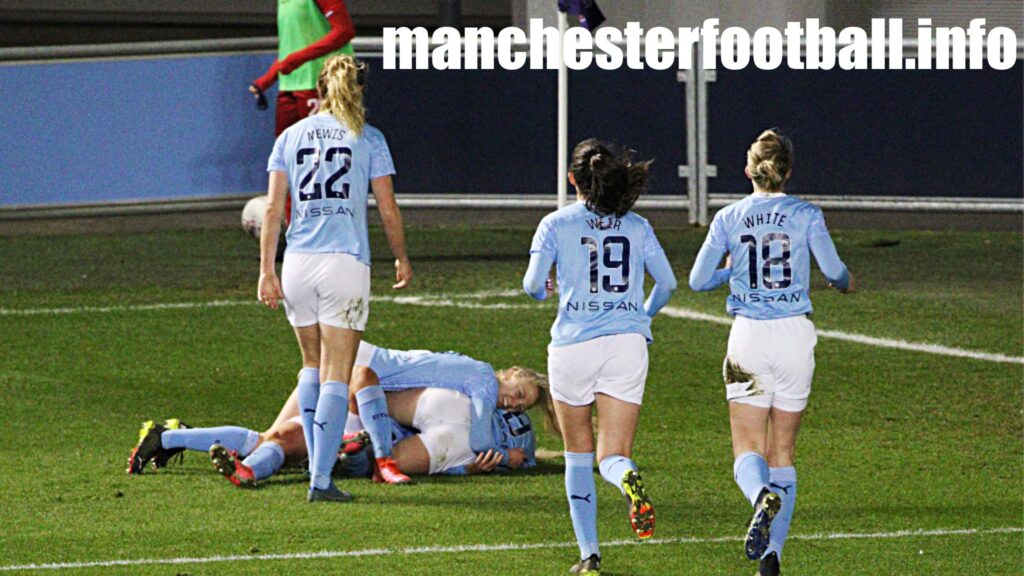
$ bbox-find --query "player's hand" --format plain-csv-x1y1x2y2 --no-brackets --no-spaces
833,272,856,294
467,449,504,474
249,84,268,110
545,272,557,298
723,255,732,269
393,257,413,290
258,272,284,309
505,448,525,469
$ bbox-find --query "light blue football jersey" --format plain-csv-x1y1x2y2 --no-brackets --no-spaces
704,194,832,319
531,202,666,347
492,410,536,469
367,346,501,454
369,347,498,402
267,113,395,264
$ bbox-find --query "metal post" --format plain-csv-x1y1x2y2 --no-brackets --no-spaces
437,0,462,29
681,49,698,225
557,11,569,208
695,45,714,227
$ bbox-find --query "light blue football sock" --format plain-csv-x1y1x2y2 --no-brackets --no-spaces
296,368,320,476
355,386,393,459
310,381,348,490
565,451,600,560
766,466,797,559
734,451,771,507
242,441,286,480
598,454,638,495
161,426,260,457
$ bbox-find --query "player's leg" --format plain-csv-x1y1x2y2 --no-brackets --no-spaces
726,316,782,560
292,324,321,481
761,407,802,574
549,338,602,571
306,322,359,500
760,315,814,573
351,365,408,484
161,424,261,456
593,333,652,540
390,434,433,476
595,394,654,541
270,388,300,430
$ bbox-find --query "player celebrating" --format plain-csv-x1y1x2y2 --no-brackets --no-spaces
346,343,557,484
523,139,677,574
257,55,412,503
689,130,854,576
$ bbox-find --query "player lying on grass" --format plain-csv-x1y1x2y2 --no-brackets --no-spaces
127,342,554,480
345,341,557,484
126,386,537,485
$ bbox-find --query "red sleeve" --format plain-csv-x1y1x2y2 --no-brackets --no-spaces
277,0,356,75
252,59,283,92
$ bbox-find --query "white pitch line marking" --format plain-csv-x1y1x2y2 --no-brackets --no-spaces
656,307,1024,365
0,526,1018,572
0,292,1020,364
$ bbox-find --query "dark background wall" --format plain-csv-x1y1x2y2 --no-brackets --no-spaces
1,51,1019,208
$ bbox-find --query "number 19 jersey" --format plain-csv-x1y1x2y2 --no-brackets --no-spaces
268,113,395,264
705,193,829,319
531,202,665,347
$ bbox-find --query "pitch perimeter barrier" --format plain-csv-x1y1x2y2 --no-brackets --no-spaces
0,37,1020,220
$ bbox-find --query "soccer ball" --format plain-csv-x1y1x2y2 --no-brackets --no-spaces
241,195,268,240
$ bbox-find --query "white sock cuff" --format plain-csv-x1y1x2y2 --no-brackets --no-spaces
344,412,363,435
321,381,348,397
240,430,262,457
733,451,764,476
564,451,595,468
355,385,385,403
769,466,797,483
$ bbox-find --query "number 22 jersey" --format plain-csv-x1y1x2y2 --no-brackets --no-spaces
267,113,395,264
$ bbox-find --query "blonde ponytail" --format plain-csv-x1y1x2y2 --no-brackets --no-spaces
745,129,793,191
317,54,367,136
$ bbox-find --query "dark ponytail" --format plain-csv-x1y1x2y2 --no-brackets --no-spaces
570,138,652,217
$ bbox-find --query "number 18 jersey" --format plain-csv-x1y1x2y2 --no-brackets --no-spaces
705,193,829,319
531,202,665,347
268,113,395,264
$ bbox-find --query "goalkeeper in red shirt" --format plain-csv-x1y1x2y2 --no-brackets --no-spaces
251,0,356,136
250,0,357,230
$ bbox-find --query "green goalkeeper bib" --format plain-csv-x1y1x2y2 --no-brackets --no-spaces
278,0,354,92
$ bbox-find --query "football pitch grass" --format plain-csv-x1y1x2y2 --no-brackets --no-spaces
0,223,1020,575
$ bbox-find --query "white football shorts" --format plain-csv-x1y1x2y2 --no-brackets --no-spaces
724,314,817,412
547,333,649,406
412,388,475,475
281,252,370,330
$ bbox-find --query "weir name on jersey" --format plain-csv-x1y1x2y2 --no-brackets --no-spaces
567,300,640,312
743,212,788,228
305,128,347,142
729,292,802,304
586,216,621,230
297,205,355,218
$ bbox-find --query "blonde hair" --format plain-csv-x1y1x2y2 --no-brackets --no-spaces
745,129,793,192
317,54,367,136
500,366,561,436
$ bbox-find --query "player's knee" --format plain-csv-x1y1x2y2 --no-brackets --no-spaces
349,365,377,392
